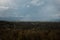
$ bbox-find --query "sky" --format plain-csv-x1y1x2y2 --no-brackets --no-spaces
0,0,60,21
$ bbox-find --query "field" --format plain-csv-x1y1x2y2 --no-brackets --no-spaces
0,21,60,40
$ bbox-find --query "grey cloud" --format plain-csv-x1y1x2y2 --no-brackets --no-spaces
0,0,60,21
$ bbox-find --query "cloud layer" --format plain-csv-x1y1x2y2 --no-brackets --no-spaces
0,0,60,21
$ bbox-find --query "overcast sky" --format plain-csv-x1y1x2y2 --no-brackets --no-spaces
0,0,60,21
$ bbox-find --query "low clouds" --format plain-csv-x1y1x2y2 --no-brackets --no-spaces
0,0,60,21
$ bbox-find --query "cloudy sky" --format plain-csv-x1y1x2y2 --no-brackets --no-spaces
0,0,60,21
